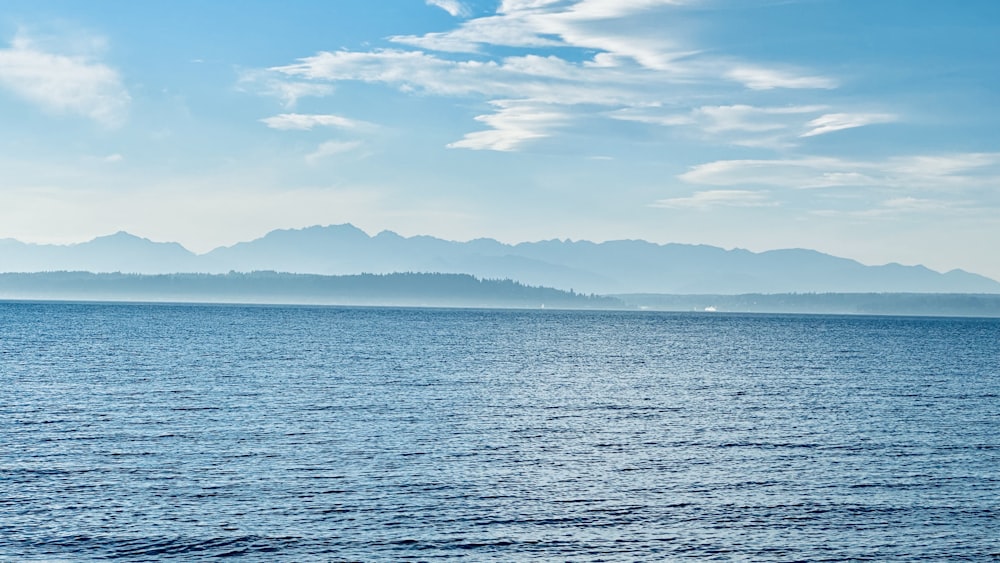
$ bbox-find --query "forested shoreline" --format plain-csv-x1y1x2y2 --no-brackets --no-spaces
2,271,999,316
0,271,619,309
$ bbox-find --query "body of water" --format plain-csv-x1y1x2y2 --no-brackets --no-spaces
2,302,998,560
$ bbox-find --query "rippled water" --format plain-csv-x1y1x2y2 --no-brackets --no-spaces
2,302,998,560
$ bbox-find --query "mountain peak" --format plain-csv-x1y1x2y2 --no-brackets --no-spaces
263,223,371,242
93,231,144,241
374,230,405,240
86,232,192,253
84,232,174,250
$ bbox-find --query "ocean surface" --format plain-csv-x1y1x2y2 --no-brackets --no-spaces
2,301,998,561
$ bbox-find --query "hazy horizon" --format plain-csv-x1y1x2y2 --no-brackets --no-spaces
2,1,999,279
3,224,998,282
5,224,1000,296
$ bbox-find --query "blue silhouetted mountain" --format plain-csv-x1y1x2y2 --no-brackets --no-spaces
0,232,198,274
201,224,373,273
1,224,998,294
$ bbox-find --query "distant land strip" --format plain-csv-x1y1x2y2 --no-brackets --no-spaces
617,293,1000,318
0,271,620,309
1,271,1000,318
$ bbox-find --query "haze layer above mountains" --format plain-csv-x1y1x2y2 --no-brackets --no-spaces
2,225,997,295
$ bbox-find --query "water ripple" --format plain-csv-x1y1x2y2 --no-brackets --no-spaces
1,303,998,560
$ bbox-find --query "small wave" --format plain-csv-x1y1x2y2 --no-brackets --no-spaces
12,534,302,560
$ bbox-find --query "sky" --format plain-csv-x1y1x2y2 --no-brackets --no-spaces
2,0,999,280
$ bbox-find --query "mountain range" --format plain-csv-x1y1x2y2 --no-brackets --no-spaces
2,224,998,295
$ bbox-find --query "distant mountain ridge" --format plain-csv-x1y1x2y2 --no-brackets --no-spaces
2,224,998,295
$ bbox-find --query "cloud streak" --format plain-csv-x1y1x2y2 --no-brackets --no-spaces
811,196,975,219
652,189,776,209
261,113,374,131
447,100,570,151
0,31,130,127
801,112,896,137
680,153,1000,191
305,140,362,163
426,0,469,17
725,66,836,91
612,104,894,148
239,69,333,108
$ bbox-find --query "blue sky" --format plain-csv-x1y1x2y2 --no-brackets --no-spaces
2,0,999,279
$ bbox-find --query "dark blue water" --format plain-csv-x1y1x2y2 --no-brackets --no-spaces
2,302,998,561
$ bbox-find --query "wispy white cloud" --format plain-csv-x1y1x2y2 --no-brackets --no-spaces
0,31,130,127
391,14,560,54
627,102,829,149
883,153,1000,177
801,112,896,137
259,0,844,151
680,157,882,189
271,47,840,151
680,152,1000,191
447,100,570,151
274,50,621,100
652,189,776,209
881,196,958,212
561,0,695,19
612,104,894,148
725,66,836,90
239,69,333,108
693,104,824,133
427,0,470,17
261,113,373,131
261,0,846,150
305,140,362,163
812,196,973,219
398,0,697,63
